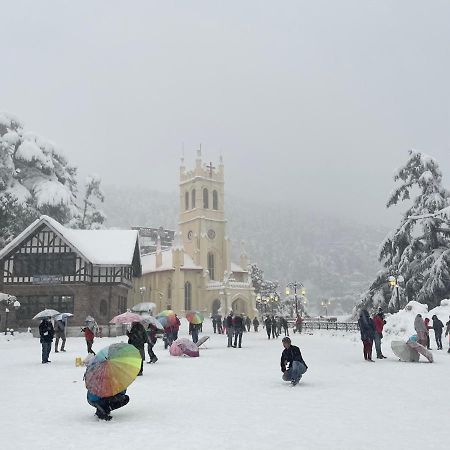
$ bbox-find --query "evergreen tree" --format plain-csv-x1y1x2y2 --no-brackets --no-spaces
360,150,450,311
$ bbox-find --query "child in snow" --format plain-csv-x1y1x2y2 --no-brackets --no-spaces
87,389,129,421
81,321,96,355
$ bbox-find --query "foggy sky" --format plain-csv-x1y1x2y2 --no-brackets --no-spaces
1,0,450,226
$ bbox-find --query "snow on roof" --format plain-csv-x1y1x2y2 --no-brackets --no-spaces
231,262,247,273
141,249,202,274
0,216,140,266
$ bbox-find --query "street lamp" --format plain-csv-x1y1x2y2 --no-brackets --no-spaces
388,275,405,310
1,295,21,335
269,292,280,314
286,282,305,316
321,299,331,317
139,286,146,303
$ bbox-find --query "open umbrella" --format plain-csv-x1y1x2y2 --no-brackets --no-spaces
131,302,156,313
32,309,60,320
391,340,420,362
54,312,73,321
140,314,164,331
156,310,177,328
84,343,141,397
186,311,204,325
171,338,200,357
110,311,142,324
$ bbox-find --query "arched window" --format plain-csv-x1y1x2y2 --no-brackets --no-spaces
213,190,218,210
185,191,189,210
191,189,196,208
207,252,215,280
184,282,192,311
167,282,172,300
100,299,108,317
203,188,209,209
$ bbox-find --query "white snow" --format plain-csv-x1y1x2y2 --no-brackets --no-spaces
15,140,47,163
33,179,74,207
141,250,202,273
0,322,449,450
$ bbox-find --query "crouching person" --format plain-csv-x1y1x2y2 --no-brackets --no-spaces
87,389,129,421
280,337,308,386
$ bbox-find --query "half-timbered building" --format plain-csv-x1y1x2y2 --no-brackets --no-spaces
0,215,141,330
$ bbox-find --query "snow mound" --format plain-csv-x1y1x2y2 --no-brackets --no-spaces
384,300,450,338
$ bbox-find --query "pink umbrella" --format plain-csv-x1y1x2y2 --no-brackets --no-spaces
110,311,142,324
174,338,200,357
169,342,184,356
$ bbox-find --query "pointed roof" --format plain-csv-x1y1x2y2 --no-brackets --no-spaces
0,215,141,267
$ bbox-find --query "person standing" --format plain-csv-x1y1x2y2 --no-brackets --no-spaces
444,316,450,353
217,315,223,334
54,318,66,353
358,309,375,361
280,337,308,386
233,314,244,348
372,311,387,359
173,315,181,340
264,316,272,339
253,317,260,332
271,316,278,339
127,321,148,376
414,314,428,347
431,315,444,350
39,317,54,364
226,312,234,348
424,318,432,349
295,315,303,334
281,317,289,337
245,316,251,332
212,316,217,334
146,323,158,363
189,322,200,343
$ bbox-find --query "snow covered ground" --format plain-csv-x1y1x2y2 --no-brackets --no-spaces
1,320,449,450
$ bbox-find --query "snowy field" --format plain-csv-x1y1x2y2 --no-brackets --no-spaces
1,321,449,450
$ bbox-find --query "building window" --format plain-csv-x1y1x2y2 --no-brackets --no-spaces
100,299,108,317
16,295,74,320
203,188,209,209
13,252,76,277
167,282,172,300
184,282,192,311
118,296,127,314
191,189,196,208
185,191,189,210
213,190,218,210
207,252,215,280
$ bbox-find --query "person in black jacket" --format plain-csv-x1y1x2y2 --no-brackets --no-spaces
271,316,278,339
127,321,148,375
253,317,260,332
226,312,234,347
358,309,376,361
432,315,444,350
264,316,272,339
39,317,54,364
281,317,289,336
280,337,308,386
233,314,244,348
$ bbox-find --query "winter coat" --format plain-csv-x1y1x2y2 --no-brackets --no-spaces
39,320,54,343
147,325,158,345
264,318,272,329
281,318,288,329
233,316,244,331
245,317,251,327
414,315,428,334
253,318,260,327
127,322,148,349
445,320,450,336
432,316,444,334
82,327,95,341
280,345,308,372
226,315,234,328
358,310,375,341
373,314,385,334
173,316,181,331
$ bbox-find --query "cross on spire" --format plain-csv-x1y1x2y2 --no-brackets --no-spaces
206,161,215,177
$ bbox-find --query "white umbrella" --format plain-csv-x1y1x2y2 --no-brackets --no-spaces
140,314,164,330
32,309,60,320
54,313,73,321
131,302,156,313
391,340,420,362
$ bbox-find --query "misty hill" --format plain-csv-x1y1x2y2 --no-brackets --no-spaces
103,185,387,313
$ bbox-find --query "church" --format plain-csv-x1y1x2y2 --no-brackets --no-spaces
128,151,256,317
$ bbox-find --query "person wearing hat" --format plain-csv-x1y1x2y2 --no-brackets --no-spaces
280,337,308,386
39,317,54,364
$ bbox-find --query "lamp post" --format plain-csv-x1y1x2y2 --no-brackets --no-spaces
269,293,280,314
139,286,146,303
321,299,331,317
388,275,405,310
286,282,305,316
1,295,21,335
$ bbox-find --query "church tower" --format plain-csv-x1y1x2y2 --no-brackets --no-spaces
179,148,230,281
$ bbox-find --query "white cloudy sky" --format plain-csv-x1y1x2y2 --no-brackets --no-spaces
1,0,449,225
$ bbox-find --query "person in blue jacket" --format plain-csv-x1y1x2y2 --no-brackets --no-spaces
87,389,130,421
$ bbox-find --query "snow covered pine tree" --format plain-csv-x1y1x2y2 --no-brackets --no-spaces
360,150,450,312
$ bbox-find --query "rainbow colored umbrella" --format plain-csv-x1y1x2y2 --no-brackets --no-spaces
110,311,142,324
186,311,204,325
84,343,141,397
156,309,177,328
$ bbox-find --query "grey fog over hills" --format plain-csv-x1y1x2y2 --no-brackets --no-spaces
103,185,387,314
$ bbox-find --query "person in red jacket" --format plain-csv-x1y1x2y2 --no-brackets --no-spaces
373,310,387,359
81,321,96,355
424,318,432,349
